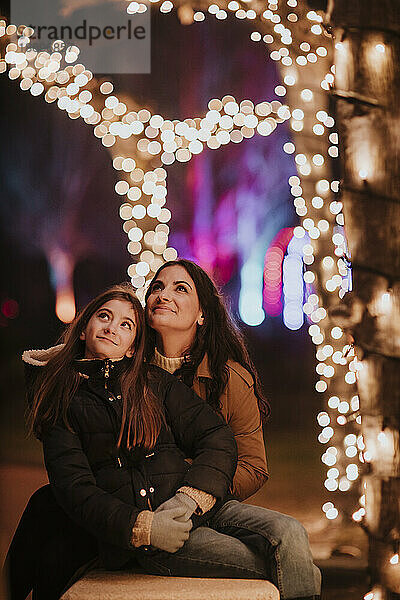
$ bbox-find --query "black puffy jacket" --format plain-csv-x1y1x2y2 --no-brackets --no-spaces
24,350,237,569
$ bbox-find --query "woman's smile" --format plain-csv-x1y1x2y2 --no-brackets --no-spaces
152,304,176,313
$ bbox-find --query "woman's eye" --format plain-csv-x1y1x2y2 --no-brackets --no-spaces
98,312,109,320
151,283,162,292
121,321,132,329
177,285,188,293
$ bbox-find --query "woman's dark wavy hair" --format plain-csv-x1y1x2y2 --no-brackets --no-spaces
145,260,270,422
27,283,165,450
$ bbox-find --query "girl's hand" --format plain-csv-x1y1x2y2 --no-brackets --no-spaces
155,492,197,522
150,506,193,552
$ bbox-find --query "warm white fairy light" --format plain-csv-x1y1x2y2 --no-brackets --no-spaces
322,502,339,520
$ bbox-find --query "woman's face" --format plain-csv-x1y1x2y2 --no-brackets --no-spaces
81,298,137,360
146,265,203,341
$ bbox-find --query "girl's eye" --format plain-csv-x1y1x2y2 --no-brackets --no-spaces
98,312,109,320
176,285,188,293
121,321,132,329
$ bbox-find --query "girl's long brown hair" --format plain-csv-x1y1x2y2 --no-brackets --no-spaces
27,283,165,450
145,260,270,422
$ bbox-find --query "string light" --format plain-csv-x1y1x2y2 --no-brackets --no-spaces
364,586,384,600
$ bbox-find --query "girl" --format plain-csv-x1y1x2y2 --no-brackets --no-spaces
6,283,237,598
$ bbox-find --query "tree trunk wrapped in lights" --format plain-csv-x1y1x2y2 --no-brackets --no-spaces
327,0,400,596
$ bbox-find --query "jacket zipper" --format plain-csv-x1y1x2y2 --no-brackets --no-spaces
101,359,122,468
103,362,154,507
101,359,153,503
104,359,110,389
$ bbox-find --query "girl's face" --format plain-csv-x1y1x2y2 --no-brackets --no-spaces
146,265,203,340
81,299,137,360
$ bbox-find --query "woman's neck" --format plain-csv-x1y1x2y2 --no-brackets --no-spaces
156,332,193,358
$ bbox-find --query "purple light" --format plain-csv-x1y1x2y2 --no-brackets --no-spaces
263,227,294,316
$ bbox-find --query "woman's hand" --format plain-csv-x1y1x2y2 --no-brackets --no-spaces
155,492,197,522
150,506,193,552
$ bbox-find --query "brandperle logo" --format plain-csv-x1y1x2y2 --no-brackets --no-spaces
27,20,147,47
10,0,151,74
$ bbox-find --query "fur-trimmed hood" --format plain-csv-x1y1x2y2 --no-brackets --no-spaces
22,345,66,407
22,344,65,367
22,344,130,395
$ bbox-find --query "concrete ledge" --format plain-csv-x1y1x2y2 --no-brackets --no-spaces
61,570,280,600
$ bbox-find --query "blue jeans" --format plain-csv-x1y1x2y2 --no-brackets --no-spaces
137,500,321,600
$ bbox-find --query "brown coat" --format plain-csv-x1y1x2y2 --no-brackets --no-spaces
192,356,269,501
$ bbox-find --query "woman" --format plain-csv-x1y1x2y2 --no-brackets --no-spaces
145,259,270,501
143,259,321,600
5,283,237,599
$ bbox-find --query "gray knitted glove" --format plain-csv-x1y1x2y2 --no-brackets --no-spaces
150,506,193,553
155,492,197,522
